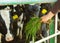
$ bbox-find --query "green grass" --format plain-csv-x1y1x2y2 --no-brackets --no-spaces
24,17,42,43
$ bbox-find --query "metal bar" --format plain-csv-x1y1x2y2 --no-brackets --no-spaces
55,13,58,43
0,0,57,5
35,31,60,43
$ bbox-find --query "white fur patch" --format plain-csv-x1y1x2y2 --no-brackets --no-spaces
0,10,10,33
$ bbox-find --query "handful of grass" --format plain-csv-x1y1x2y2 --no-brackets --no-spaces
25,17,42,43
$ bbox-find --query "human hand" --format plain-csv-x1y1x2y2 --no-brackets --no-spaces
41,11,54,23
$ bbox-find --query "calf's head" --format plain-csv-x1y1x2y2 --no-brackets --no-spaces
0,10,14,42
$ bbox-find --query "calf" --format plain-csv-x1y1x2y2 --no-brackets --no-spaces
0,7,14,41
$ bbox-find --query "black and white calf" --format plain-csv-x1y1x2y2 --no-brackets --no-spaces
12,5,24,39
0,6,16,43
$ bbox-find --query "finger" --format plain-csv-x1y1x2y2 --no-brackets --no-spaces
40,20,42,23
40,18,43,23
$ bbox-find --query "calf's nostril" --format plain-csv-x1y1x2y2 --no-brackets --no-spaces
7,37,10,40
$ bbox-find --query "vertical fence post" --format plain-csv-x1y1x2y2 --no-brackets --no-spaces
55,13,58,43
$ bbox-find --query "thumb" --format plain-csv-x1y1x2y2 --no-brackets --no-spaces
40,18,43,23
